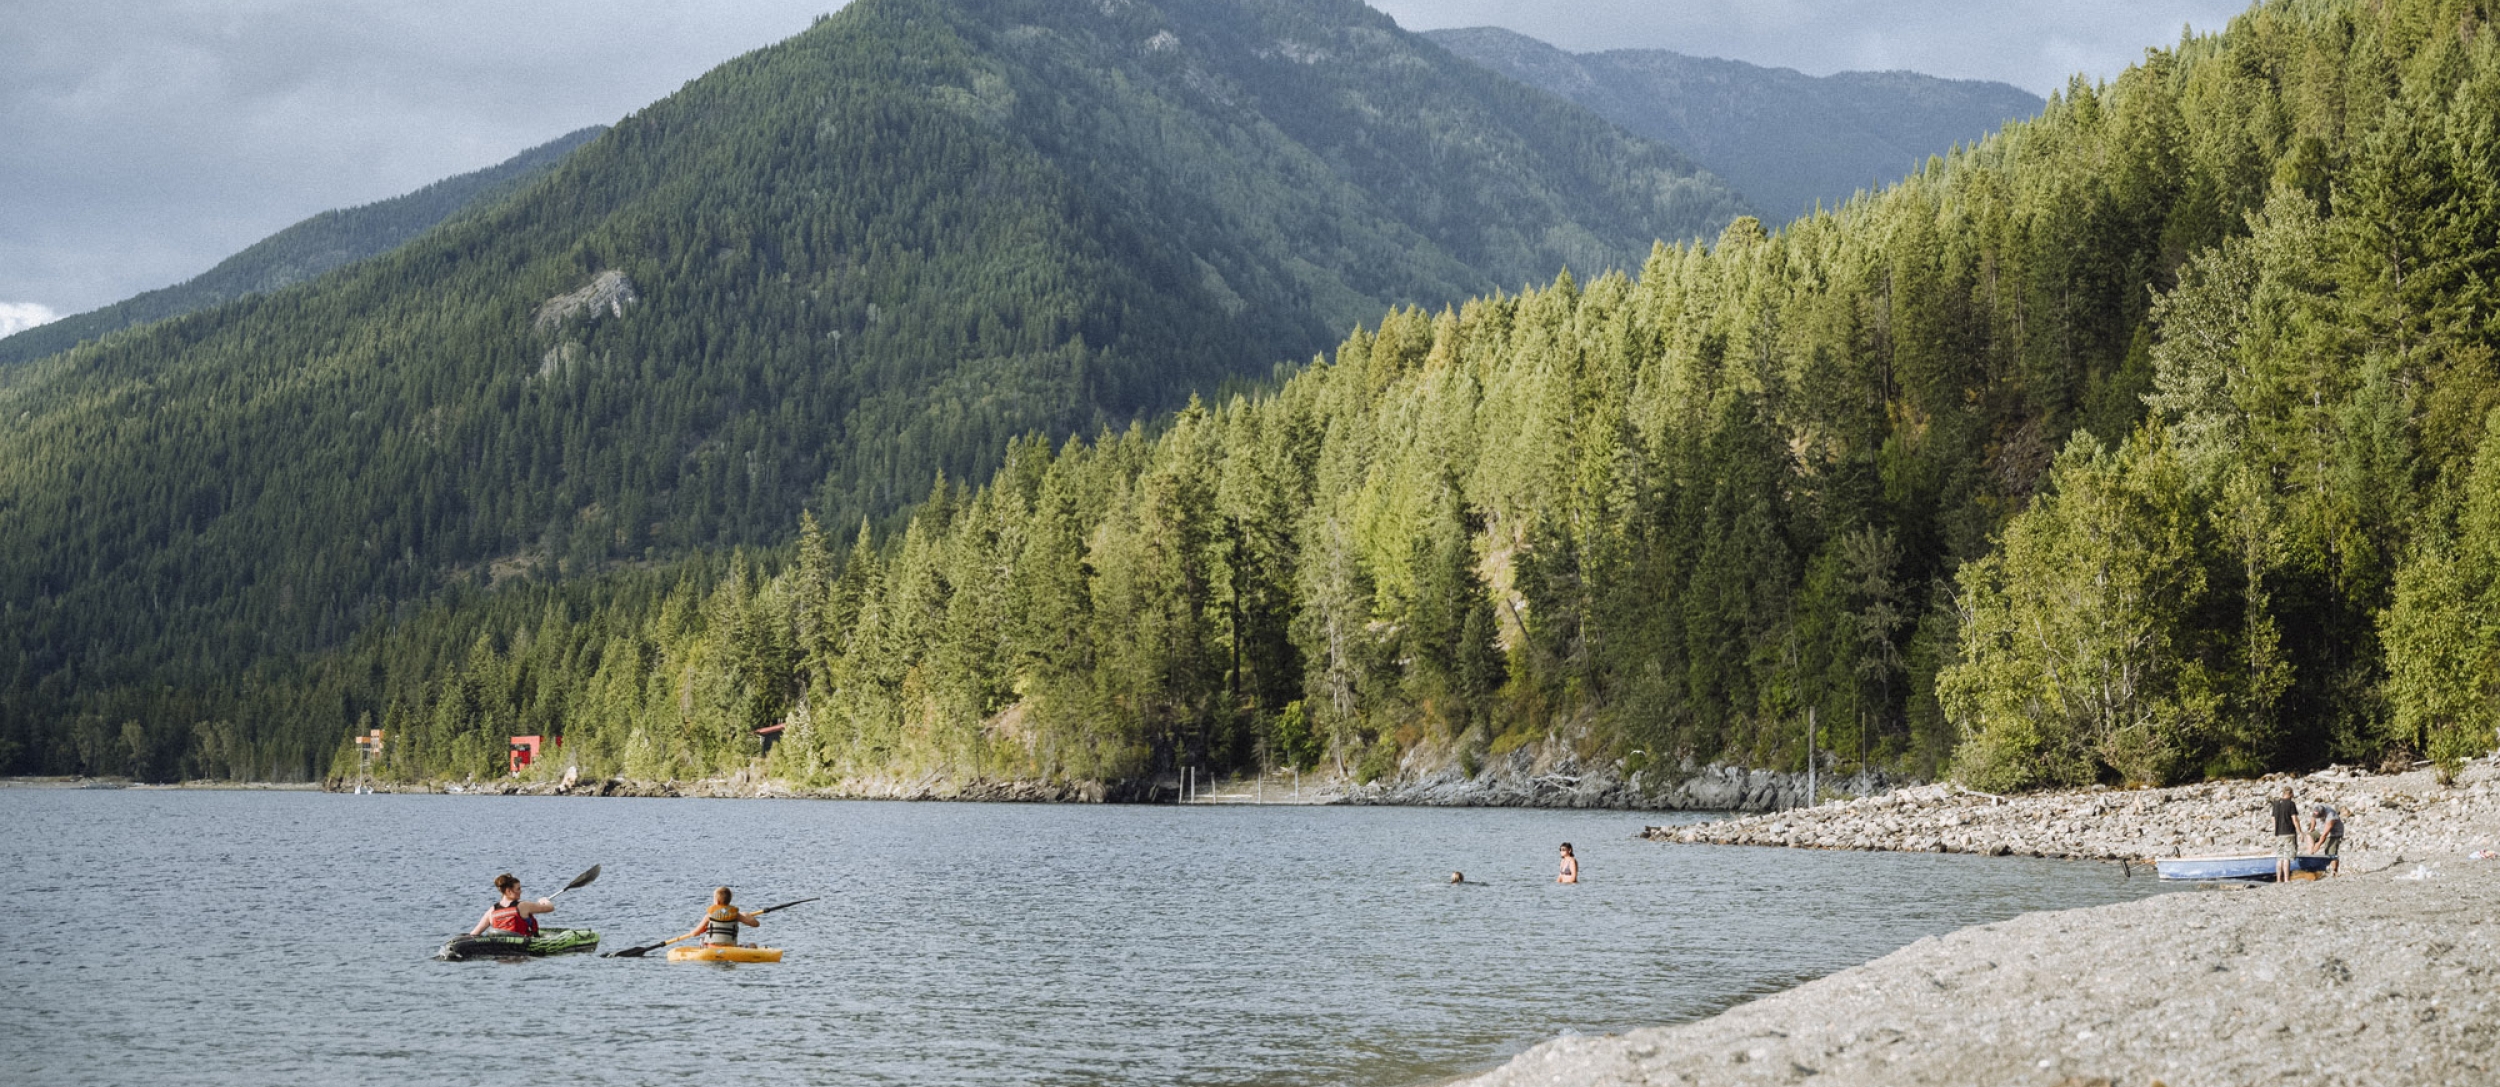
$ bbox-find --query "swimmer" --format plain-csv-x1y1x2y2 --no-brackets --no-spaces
1557,843,1579,884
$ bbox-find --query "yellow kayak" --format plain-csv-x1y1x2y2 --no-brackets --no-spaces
668,944,784,963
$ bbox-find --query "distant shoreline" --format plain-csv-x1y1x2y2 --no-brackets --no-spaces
1,776,320,791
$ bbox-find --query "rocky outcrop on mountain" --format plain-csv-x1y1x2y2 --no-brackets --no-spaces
531,270,638,331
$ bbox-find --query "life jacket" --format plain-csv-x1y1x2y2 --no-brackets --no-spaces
705,904,744,945
487,897,540,936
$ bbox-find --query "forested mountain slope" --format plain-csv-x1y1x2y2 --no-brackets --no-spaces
1426,27,2045,223
207,0,2496,793
0,0,1748,777
0,127,606,366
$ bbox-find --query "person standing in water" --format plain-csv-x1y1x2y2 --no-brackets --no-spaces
1557,843,1579,884
679,886,760,947
469,873,555,936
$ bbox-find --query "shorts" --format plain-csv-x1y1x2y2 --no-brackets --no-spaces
2275,833,2298,858
2319,836,2341,857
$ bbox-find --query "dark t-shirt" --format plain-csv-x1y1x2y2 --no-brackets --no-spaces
2271,797,2299,836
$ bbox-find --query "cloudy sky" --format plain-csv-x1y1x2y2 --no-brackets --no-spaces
0,0,2252,330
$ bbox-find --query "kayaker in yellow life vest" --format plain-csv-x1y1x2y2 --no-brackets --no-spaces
677,886,760,947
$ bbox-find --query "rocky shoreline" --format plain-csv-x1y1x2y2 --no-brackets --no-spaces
303,749,1867,810
1448,760,2500,1087
1461,856,2500,1087
1644,759,2500,872
1349,754,1904,812
326,768,1149,803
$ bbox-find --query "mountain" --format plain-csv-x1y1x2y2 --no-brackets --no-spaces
1425,27,2044,223
240,0,2497,797
0,127,606,366
0,0,1748,778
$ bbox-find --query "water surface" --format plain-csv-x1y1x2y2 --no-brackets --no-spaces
0,790,2168,1085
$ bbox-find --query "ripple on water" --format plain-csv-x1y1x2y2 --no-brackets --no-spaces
0,790,2171,1086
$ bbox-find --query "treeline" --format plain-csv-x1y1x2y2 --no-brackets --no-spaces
18,0,2500,792
349,0,2500,791
0,0,1745,779
1945,0,2500,787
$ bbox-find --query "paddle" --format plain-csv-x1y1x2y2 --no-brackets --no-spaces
605,896,820,958
599,931,700,960
544,864,602,903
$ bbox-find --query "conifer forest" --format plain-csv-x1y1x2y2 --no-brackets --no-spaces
4,0,2498,797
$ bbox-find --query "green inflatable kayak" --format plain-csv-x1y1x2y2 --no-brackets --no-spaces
435,927,601,961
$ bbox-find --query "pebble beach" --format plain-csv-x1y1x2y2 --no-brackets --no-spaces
1646,760,2500,872
1460,759,2500,1087
1461,859,2498,1087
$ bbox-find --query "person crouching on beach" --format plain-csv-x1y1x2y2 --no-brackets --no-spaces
2310,803,2344,876
2270,786,2300,882
1557,843,1579,884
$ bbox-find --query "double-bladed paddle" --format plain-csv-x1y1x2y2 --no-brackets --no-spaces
547,864,602,902
604,896,820,958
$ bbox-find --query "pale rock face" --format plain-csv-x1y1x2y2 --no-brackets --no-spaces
532,270,638,332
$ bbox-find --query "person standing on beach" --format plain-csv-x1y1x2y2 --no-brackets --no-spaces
2270,786,2300,882
1557,843,1579,884
2310,803,2344,876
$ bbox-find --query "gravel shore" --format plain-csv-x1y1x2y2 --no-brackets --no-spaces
1646,759,2500,873
1458,761,2500,1087
1461,857,2499,1086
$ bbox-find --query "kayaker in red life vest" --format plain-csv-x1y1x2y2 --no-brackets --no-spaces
468,873,556,936
678,886,760,947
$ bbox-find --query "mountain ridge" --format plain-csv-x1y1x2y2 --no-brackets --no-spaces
0,126,607,366
264,0,2500,799
1425,26,2044,222
0,0,1749,777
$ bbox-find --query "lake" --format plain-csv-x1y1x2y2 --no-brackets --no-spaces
0,789,2168,1085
